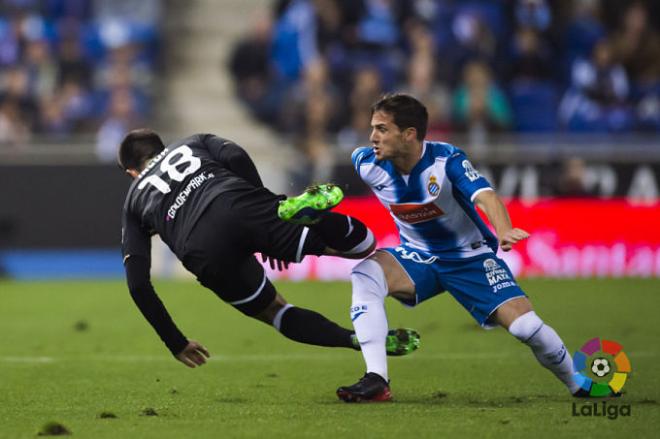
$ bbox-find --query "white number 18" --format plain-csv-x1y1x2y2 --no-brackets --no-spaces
138,145,201,194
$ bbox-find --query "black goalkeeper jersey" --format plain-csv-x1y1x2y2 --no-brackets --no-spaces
121,133,263,261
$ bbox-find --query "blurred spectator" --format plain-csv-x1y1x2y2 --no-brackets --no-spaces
608,1,660,86
228,8,275,124
56,34,92,88
438,8,499,85
0,15,21,66
0,97,30,146
559,39,633,132
553,157,595,197
0,0,161,152
507,26,559,132
508,27,554,83
285,59,340,186
0,66,38,131
515,0,552,32
337,65,383,151
24,38,57,98
608,1,660,131
452,60,512,148
38,94,69,137
270,0,320,82
400,55,451,136
95,88,141,161
59,78,93,131
562,0,605,76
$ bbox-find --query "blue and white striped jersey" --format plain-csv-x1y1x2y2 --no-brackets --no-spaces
352,141,498,258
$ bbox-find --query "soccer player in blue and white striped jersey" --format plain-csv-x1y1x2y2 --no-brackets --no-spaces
337,94,582,402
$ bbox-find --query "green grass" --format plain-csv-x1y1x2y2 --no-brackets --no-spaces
1,278,659,438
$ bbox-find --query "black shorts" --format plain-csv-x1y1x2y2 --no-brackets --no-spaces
180,187,325,315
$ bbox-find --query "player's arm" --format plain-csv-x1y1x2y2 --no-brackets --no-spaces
122,211,209,367
445,150,529,252
124,256,209,368
202,134,264,188
474,190,529,252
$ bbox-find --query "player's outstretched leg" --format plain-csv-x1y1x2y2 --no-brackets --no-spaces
339,258,392,402
507,310,582,395
309,212,375,257
270,302,420,356
277,184,344,224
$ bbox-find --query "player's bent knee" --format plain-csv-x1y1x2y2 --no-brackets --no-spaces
325,228,376,259
508,310,544,343
370,251,415,297
254,293,288,324
493,297,533,329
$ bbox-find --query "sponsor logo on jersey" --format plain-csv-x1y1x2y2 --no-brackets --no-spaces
165,171,215,221
427,175,440,196
390,202,444,224
483,258,516,292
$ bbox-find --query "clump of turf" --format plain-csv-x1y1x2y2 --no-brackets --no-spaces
98,412,117,419
37,421,71,436
73,320,89,332
141,408,158,416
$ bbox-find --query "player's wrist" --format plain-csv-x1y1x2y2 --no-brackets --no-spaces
167,336,190,356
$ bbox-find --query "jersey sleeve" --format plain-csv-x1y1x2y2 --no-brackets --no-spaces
202,134,264,188
124,256,189,355
351,147,372,180
121,208,151,261
445,151,493,202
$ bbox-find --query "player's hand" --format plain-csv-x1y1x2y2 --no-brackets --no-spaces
175,340,210,368
499,228,530,252
261,254,289,271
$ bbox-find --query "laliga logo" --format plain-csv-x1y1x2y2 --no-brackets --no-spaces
573,337,631,397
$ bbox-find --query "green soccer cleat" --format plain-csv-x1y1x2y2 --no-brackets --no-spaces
351,328,421,356
277,184,344,225
385,328,421,356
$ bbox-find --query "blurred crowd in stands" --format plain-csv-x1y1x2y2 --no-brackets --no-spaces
0,0,161,160
228,0,660,181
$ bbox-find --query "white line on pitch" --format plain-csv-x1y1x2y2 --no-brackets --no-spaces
1,351,656,364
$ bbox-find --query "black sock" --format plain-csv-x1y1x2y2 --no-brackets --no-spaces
309,212,368,252
278,306,357,349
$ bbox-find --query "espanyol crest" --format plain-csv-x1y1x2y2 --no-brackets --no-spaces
427,175,440,196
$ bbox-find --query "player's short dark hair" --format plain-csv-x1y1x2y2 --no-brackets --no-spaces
117,128,165,171
371,93,428,141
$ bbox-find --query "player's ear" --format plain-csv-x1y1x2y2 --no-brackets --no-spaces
126,169,140,179
403,127,417,142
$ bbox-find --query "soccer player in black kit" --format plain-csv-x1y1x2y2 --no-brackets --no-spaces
118,129,419,368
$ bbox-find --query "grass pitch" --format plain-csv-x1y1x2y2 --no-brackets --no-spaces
1,278,659,438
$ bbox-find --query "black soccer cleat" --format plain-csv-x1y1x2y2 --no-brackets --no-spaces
337,372,392,403
572,388,591,398
572,388,623,398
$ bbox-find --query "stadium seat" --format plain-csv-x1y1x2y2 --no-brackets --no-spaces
509,80,560,132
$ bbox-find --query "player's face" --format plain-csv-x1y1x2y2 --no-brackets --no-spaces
369,111,409,161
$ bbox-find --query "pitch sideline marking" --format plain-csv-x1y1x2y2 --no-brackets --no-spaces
1,351,657,364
